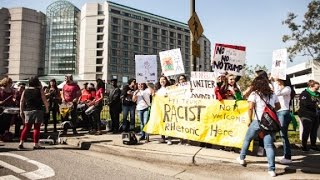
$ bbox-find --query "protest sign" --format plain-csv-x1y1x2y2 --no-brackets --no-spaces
271,49,287,80
212,43,246,76
190,71,216,99
135,55,157,83
144,94,253,150
159,48,185,77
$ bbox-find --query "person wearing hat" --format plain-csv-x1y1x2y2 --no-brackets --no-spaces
108,79,122,133
61,74,81,134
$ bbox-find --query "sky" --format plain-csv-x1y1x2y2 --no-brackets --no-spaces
0,0,312,71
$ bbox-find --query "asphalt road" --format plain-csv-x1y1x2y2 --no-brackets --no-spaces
1,142,319,180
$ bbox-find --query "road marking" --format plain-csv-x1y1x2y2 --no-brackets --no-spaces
0,153,55,180
0,175,21,180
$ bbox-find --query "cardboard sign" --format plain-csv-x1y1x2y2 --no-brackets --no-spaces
271,49,287,80
190,71,216,99
212,43,246,76
159,48,185,77
135,55,157,83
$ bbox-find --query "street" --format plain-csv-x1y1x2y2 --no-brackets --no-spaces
1,142,319,180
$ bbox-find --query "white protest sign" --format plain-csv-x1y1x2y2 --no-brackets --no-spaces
190,71,216,99
159,48,185,77
135,55,157,83
166,83,192,98
212,43,246,76
271,49,287,80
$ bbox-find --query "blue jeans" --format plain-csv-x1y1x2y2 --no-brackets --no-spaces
240,120,276,171
277,110,291,159
138,107,149,138
122,105,135,131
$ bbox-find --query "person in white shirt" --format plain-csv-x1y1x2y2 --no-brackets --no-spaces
237,75,281,177
133,83,154,142
273,77,293,164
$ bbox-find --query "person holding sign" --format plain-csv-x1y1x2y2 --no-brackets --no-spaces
237,75,280,177
132,83,154,142
216,74,243,100
121,78,137,132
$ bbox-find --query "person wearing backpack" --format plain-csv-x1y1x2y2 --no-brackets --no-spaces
273,77,293,164
298,80,320,152
237,75,281,177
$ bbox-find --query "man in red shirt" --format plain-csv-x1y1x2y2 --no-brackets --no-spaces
62,74,81,134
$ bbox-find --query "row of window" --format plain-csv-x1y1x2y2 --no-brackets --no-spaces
110,8,189,33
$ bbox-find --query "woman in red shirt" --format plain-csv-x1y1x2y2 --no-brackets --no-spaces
88,79,104,135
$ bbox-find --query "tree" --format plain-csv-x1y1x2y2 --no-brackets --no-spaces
238,64,268,91
282,0,320,61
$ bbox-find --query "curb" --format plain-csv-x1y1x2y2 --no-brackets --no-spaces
65,137,320,174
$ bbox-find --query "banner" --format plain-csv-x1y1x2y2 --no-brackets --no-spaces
135,55,157,83
145,95,253,150
212,43,246,76
271,49,287,80
190,71,216,99
159,48,185,77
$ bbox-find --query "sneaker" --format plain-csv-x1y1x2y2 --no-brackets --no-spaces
158,138,165,143
18,144,25,150
310,146,320,151
236,157,246,166
167,140,172,145
268,171,276,177
302,147,310,152
185,143,190,146
279,158,292,164
257,146,264,156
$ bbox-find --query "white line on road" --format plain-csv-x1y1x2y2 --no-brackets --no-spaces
0,153,55,180
0,175,21,180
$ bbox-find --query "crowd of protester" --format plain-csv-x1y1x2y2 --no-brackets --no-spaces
0,71,319,177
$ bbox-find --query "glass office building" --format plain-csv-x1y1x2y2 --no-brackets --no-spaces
45,0,80,75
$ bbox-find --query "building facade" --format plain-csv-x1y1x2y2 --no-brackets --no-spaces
45,0,80,76
0,7,46,81
287,60,320,94
79,1,211,83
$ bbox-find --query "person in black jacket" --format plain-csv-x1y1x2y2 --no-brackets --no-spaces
298,80,320,151
120,78,137,132
108,79,122,133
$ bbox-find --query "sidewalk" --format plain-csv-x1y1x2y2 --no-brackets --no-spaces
50,128,320,174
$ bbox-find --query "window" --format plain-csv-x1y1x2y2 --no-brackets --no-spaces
97,50,103,56
97,43,103,48
123,58,128,65
178,33,182,39
112,17,119,24
178,40,181,46
98,11,104,15
111,57,117,64
96,66,103,72
161,29,167,36
170,31,175,37
144,32,149,39
123,27,129,34
123,20,130,26
97,19,104,25
185,35,190,42
134,38,140,44
110,65,117,72
143,47,149,53
123,43,129,49
161,43,167,49
170,38,175,44
111,41,118,48
111,9,120,14
96,58,103,64
123,51,129,57
111,49,117,56
161,36,167,42
97,27,104,33
123,12,130,17
111,25,118,32
185,42,190,47
123,35,129,42
123,67,128,73
144,25,149,31
153,41,158,47
153,27,158,34
170,45,174,49
153,48,158,54
134,45,139,51
97,35,103,40
111,33,118,40
133,22,140,29
133,30,140,37
143,40,148,46
152,34,158,40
